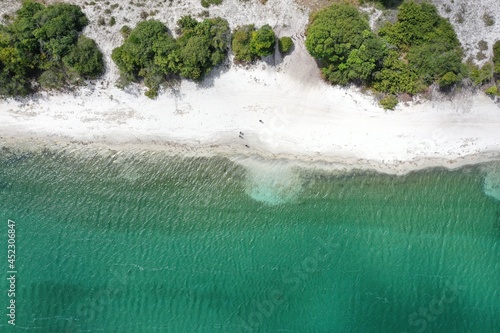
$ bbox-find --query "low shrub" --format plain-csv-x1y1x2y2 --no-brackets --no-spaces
468,62,493,86
278,36,293,54
120,25,131,38
482,13,495,27
379,95,398,110
493,40,500,75
232,25,256,62
201,0,222,8
485,85,499,96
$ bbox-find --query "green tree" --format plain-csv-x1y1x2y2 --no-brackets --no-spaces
0,44,30,96
373,51,422,94
177,35,211,79
250,24,275,57
379,2,443,49
201,0,222,8
112,20,176,95
407,44,462,85
33,3,89,66
360,0,404,8
152,33,178,74
438,71,458,89
306,4,370,63
7,1,44,65
306,4,386,85
63,36,105,79
231,24,277,63
174,16,230,80
112,20,170,75
344,31,387,84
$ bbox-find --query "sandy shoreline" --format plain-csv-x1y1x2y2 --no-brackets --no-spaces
1,0,500,175
1,56,500,176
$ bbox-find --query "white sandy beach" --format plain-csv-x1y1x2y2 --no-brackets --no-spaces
1,0,500,175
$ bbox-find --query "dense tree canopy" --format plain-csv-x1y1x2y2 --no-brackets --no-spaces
372,50,422,95
305,3,386,85
63,36,105,79
0,0,104,97
112,16,230,98
379,1,463,89
306,4,370,63
306,1,466,108
112,20,172,76
175,17,230,80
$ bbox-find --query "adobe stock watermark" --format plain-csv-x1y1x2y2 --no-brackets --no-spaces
401,280,466,333
258,106,291,150
6,219,17,326
236,233,337,332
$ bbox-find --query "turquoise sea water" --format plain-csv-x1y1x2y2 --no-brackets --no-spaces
0,145,498,332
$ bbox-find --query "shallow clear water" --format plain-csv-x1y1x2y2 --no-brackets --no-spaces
0,145,498,332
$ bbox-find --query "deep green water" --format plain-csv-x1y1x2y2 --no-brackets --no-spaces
0,146,498,332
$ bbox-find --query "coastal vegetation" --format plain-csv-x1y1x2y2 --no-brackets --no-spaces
250,25,276,57
112,18,280,97
201,0,222,8
1,0,497,107
467,62,493,86
232,24,277,63
0,0,104,97
485,85,500,96
360,0,404,7
378,2,463,90
494,41,500,75
305,1,466,109
379,94,398,110
485,40,500,96
306,3,386,86
278,36,294,55
112,16,230,98
232,25,256,62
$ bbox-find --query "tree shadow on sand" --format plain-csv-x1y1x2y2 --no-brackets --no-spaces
198,59,232,89
378,0,404,9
